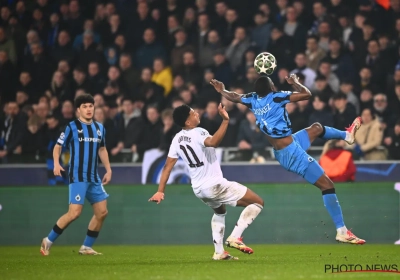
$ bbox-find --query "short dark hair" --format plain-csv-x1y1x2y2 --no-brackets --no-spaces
74,66,86,74
254,76,274,97
173,104,191,127
333,92,347,100
307,35,319,42
75,93,94,108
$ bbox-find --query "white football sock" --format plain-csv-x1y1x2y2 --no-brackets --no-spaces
337,226,348,235
230,203,263,239
211,213,226,254
345,131,351,142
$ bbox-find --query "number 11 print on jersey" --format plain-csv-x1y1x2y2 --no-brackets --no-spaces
180,145,204,168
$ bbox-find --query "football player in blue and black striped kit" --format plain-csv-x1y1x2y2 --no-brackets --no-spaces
40,94,112,256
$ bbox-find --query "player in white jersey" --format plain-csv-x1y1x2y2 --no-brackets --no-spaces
149,103,264,260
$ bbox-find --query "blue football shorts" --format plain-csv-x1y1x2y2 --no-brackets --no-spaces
273,129,324,184
69,182,109,205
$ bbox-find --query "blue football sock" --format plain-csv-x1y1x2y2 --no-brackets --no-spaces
48,224,63,242
322,189,345,229
320,126,346,140
83,230,99,247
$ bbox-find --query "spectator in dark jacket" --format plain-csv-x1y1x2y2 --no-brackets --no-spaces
0,101,24,161
211,50,233,87
383,120,400,160
309,95,334,146
325,38,356,83
51,30,77,66
200,101,221,135
135,28,167,69
21,114,46,162
133,105,163,160
159,108,180,151
251,12,272,51
176,50,202,88
237,110,270,160
111,97,142,156
333,92,357,130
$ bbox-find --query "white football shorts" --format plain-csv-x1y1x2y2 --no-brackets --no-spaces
193,178,247,208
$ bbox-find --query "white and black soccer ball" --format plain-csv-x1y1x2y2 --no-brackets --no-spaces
254,52,277,75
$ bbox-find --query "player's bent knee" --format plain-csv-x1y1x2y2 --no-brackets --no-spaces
68,210,81,221
310,122,323,134
96,209,108,220
314,173,334,191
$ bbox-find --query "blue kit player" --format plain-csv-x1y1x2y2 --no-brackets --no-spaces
40,94,112,255
210,74,365,244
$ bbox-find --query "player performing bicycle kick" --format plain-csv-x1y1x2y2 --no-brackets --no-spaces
209,74,365,244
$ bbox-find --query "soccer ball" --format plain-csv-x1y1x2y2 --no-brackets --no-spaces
254,52,277,75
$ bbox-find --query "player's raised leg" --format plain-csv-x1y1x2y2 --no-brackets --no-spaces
305,161,365,244
211,204,238,260
40,183,87,256
79,183,109,255
226,188,264,254
299,118,361,148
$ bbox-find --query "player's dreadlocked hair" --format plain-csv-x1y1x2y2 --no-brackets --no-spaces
254,76,275,97
75,93,94,108
173,104,191,128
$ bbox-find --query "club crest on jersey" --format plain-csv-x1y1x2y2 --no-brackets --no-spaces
97,129,101,137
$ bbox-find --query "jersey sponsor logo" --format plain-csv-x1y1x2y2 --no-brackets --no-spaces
59,132,65,140
78,137,102,143
97,129,102,136
252,104,272,115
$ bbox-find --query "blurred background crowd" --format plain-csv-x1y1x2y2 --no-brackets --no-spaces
0,0,400,165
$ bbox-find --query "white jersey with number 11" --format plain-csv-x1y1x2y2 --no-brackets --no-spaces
168,127,223,190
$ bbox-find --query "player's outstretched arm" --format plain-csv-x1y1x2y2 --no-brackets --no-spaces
204,103,230,148
149,157,178,204
210,79,243,103
285,74,312,102
98,147,112,185
53,144,64,176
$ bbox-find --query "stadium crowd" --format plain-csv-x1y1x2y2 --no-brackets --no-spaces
0,0,400,165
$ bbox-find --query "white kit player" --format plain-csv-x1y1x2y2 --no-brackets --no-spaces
149,103,264,260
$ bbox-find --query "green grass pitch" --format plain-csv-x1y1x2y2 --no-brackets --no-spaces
2,245,400,280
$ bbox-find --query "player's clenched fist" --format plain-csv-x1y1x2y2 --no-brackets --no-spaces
148,192,165,204
218,103,229,121
53,163,64,176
